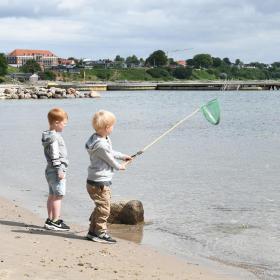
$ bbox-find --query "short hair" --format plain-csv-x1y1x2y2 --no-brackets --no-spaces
92,110,116,131
48,108,68,124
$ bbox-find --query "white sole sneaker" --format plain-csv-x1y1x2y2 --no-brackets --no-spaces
44,224,70,231
86,234,116,244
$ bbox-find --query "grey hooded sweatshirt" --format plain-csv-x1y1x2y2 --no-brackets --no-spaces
86,133,126,183
42,130,68,173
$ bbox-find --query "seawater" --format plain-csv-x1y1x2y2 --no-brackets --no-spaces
0,90,279,279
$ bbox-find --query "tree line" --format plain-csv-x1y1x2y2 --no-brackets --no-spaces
1,50,280,81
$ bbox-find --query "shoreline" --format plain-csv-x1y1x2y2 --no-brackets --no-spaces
0,80,280,98
0,195,255,280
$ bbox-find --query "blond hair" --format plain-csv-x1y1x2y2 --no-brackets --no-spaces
92,110,116,131
48,108,68,124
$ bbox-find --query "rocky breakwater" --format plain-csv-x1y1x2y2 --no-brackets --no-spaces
0,87,101,100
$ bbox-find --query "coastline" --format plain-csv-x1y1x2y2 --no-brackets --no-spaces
0,80,280,98
0,195,253,280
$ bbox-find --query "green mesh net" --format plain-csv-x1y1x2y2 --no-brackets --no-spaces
200,99,220,125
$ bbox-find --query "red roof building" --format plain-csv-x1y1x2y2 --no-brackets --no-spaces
7,49,58,68
176,60,186,67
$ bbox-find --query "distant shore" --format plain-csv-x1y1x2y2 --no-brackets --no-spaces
0,195,255,280
0,80,280,100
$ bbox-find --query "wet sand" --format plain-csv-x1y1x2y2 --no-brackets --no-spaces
0,196,248,280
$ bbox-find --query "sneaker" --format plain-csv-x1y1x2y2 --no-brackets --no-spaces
86,231,100,242
86,231,117,244
44,218,52,229
46,219,70,231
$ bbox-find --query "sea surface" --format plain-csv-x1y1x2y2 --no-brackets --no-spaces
0,90,279,279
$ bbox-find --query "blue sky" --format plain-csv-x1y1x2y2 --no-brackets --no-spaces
0,0,279,63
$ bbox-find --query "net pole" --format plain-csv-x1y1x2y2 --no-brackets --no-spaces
141,107,200,153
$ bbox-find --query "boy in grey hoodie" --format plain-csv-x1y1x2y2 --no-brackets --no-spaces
86,110,132,244
42,108,70,231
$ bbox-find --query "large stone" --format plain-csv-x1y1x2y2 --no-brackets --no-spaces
66,87,76,95
108,200,144,225
4,88,16,95
89,91,101,98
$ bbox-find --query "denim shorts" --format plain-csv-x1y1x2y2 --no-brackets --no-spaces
45,168,66,196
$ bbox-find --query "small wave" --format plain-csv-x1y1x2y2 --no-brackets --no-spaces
156,227,205,245
211,205,254,212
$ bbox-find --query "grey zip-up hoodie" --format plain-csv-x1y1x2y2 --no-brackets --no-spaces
42,130,68,173
86,133,126,183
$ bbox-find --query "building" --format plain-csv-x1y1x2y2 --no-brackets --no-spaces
7,49,58,68
58,58,76,66
176,60,186,67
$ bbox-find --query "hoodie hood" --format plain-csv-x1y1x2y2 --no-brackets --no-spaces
85,133,105,153
42,130,57,147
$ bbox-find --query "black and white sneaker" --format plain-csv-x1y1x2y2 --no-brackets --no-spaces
86,231,117,244
44,218,52,229
45,219,70,231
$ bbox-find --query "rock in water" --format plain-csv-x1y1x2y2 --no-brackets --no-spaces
108,200,144,225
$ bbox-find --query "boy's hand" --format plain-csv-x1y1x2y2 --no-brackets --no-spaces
119,159,133,170
123,155,133,161
119,163,127,170
58,171,65,180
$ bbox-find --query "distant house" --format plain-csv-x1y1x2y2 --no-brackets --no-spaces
83,58,114,68
7,49,58,68
58,58,75,66
176,60,186,67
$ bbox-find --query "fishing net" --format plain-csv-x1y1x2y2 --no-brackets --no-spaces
200,99,220,125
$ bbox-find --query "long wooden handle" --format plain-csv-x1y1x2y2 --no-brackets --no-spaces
132,107,200,157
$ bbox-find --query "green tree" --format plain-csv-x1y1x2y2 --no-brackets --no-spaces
0,53,8,76
145,50,168,67
114,55,125,62
249,62,266,69
222,57,231,65
20,59,41,73
168,58,178,67
212,57,222,67
193,54,213,69
173,67,192,79
234,59,243,67
41,70,56,80
271,62,280,68
126,55,139,65
146,67,171,79
186,59,195,67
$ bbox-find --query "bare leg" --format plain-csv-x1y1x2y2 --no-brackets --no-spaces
51,195,63,221
47,195,54,220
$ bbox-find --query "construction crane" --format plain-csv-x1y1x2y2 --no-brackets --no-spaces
166,48,194,58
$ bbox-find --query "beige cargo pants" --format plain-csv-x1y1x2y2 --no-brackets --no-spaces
86,184,111,235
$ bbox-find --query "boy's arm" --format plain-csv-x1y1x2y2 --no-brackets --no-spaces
112,150,126,160
48,141,64,178
95,146,123,170
113,150,132,161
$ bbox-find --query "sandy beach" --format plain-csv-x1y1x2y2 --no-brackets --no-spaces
0,196,247,280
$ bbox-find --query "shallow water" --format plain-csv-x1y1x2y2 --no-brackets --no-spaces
0,90,279,279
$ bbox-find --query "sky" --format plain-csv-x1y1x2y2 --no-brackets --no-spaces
0,0,279,63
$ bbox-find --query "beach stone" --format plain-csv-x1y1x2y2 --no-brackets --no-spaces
10,93,19,99
108,200,144,225
17,88,23,94
46,92,53,98
4,88,16,95
66,88,76,95
89,91,101,98
54,93,64,99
